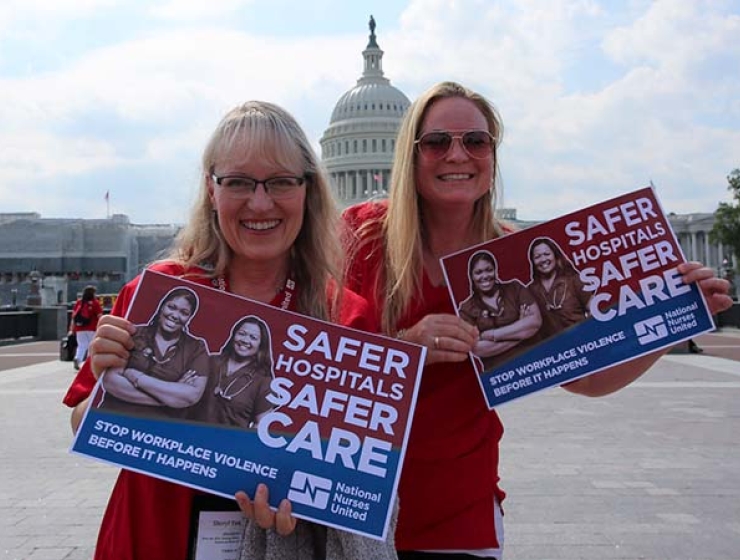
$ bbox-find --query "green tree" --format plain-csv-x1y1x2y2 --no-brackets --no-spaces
710,168,740,272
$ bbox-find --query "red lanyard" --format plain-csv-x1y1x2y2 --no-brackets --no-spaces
212,275,295,311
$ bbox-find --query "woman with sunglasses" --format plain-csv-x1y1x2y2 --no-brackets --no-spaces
97,287,208,418
343,80,733,559
63,101,394,560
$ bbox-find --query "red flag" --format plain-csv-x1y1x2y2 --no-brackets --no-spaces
373,174,382,182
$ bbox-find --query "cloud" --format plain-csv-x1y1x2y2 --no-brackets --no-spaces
148,0,251,21
0,0,120,42
0,0,737,223
0,22,362,221
382,0,740,219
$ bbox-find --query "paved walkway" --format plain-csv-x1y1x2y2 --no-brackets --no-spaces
1,332,739,559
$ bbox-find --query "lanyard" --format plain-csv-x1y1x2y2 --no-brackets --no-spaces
211,275,296,311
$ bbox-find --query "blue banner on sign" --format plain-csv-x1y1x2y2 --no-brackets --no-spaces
75,408,400,537
476,286,712,407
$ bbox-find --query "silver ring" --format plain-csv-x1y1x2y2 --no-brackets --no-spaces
434,336,440,350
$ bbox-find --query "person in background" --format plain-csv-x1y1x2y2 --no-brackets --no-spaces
527,236,592,339
687,338,704,353
97,287,208,419
457,250,541,372
343,80,733,559
68,284,104,370
63,100,395,560
194,315,275,429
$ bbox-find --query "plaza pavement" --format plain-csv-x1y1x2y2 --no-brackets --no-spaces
0,332,739,560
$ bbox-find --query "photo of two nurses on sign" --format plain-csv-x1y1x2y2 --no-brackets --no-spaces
99,287,274,429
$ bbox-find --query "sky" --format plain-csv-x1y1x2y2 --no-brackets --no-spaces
1,0,738,225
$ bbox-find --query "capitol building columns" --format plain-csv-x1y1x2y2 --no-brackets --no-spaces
668,213,731,273
330,169,388,200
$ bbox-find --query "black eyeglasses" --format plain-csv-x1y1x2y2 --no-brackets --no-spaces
414,130,495,160
211,174,306,200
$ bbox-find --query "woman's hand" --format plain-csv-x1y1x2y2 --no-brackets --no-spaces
565,262,732,398
678,261,733,315
88,315,136,380
399,313,479,365
235,484,297,536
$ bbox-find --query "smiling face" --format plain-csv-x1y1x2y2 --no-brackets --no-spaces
414,96,493,209
471,256,497,294
532,242,557,277
157,296,194,336
209,137,306,271
232,321,262,361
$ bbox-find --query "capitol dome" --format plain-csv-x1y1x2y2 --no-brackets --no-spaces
329,81,409,123
320,17,410,207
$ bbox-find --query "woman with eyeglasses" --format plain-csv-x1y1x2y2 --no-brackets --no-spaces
96,287,208,418
62,101,392,560
194,315,275,429
343,80,733,560
527,236,592,340
457,250,541,373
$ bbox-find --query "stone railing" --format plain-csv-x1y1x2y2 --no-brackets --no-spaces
0,307,68,343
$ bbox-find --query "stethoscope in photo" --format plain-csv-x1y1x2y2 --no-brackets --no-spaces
140,343,178,365
480,291,504,318
544,283,568,311
214,367,257,401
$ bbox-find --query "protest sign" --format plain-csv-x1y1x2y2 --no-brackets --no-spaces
71,270,425,541
441,186,714,409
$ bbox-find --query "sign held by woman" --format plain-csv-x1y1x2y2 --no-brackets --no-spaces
441,186,715,409
71,270,425,541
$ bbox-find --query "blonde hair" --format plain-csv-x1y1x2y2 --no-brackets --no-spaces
380,81,507,333
170,101,342,321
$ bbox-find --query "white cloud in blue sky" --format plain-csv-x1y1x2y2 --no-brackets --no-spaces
0,0,738,223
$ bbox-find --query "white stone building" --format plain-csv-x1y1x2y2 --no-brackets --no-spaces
320,17,410,208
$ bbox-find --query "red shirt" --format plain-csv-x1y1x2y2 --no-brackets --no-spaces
343,201,506,550
71,298,104,333
63,261,378,560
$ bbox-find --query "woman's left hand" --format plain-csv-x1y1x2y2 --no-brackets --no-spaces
678,261,733,315
235,484,297,536
88,315,136,380
400,313,479,365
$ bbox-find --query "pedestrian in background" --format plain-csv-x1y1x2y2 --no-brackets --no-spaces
68,285,103,370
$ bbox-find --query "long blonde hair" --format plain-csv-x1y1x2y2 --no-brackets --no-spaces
380,81,507,333
170,101,342,321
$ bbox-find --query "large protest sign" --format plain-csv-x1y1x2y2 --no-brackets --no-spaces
71,270,425,541
441,186,714,409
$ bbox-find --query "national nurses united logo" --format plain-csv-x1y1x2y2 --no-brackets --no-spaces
288,471,332,509
634,316,668,345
